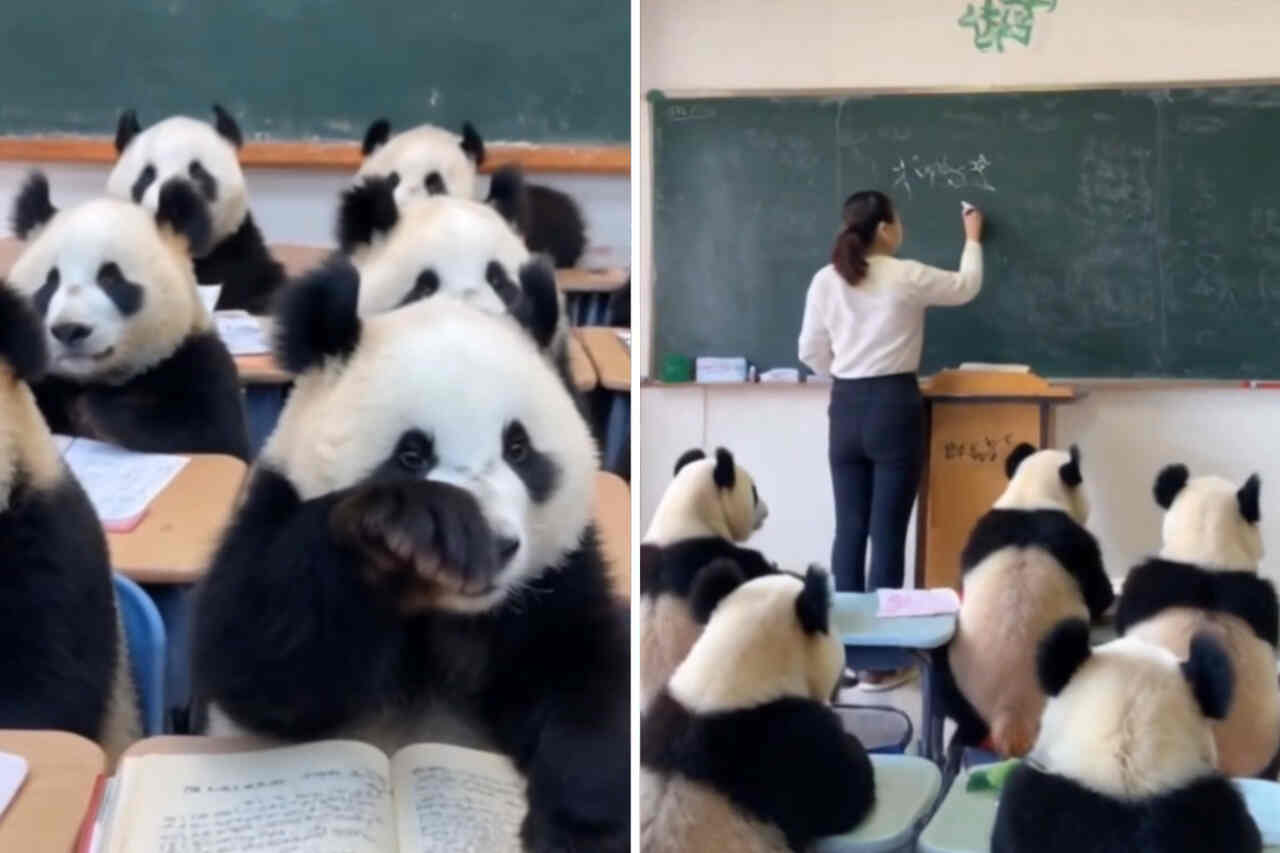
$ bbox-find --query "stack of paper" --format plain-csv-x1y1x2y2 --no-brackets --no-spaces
56,436,189,532
957,363,1031,373
876,587,961,618
214,311,271,356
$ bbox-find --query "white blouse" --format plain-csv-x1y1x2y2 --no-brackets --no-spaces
797,241,983,378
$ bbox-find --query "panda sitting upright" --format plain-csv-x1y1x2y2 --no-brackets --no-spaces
1115,464,1280,777
993,619,1261,852
108,105,285,314
9,173,250,461
191,268,628,851
0,282,138,763
642,566,876,852
639,447,774,709
357,118,588,268
938,443,1114,758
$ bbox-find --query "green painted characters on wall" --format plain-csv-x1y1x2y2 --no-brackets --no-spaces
959,0,1058,52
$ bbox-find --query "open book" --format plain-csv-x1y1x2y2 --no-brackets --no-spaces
55,435,188,532
86,741,525,853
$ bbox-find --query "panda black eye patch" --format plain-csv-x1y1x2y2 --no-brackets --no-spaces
131,164,157,202
485,261,522,308
387,171,400,189
398,270,440,307
188,160,218,201
425,171,447,195
367,430,437,483
33,268,59,316
97,263,144,316
503,420,559,503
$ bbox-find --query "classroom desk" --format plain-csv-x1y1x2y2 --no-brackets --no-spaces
556,267,628,326
815,755,942,853
577,327,630,474
594,471,630,598
568,333,598,392
0,730,105,852
833,593,957,764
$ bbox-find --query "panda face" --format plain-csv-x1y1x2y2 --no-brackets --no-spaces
262,297,596,613
645,448,768,545
355,196,534,317
357,124,480,209
1155,465,1263,571
107,115,248,249
7,199,205,381
994,444,1088,522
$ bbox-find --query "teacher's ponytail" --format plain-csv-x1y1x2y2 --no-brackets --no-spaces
831,190,895,286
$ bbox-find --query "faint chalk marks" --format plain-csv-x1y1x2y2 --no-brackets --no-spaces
1176,115,1226,134
668,104,715,122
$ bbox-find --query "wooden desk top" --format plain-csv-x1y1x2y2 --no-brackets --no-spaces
108,455,247,585
577,327,630,391
594,471,630,599
0,730,105,852
555,267,628,293
568,334,597,391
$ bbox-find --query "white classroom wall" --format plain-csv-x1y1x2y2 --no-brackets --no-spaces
638,0,1280,580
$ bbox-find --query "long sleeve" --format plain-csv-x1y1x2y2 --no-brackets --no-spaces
903,240,983,307
798,272,834,375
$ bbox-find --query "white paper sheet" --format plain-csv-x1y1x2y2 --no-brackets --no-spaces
57,436,189,526
0,752,28,820
197,285,222,314
214,311,271,355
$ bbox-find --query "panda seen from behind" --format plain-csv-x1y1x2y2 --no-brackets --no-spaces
8,173,250,461
191,267,628,852
108,105,285,314
992,619,1261,853
1115,464,1280,777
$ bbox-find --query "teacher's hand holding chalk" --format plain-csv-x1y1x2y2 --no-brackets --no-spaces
962,201,984,242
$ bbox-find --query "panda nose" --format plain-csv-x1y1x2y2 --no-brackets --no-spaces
51,322,92,345
496,536,520,563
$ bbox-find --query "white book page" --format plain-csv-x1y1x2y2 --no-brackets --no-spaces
214,310,271,355
197,284,222,314
0,752,27,820
107,741,396,853
391,744,525,853
58,436,188,524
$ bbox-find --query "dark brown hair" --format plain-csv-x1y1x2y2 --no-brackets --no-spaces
831,190,895,285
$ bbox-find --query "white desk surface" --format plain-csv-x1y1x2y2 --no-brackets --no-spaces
815,754,942,853
833,592,957,650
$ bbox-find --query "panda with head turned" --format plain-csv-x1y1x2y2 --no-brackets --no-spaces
639,447,774,710
107,105,285,314
1115,464,1280,778
8,173,250,461
334,168,569,384
641,566,875,852
191,266,628,851
0,282,138,764
358,119,588,268
937,443,1114,758
992,619,1261,852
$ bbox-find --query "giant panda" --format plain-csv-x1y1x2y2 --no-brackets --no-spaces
334,172,568,378
639,447,774,710
0,281,138,764
1115,464,1280,778
992,619,1261,852
358,119,588,268
937,443,1115,758
190,267,628,852
107,105,286,314
8,173,250,461
641,566,876,852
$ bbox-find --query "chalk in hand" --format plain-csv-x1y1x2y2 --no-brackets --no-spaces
961,201,976,214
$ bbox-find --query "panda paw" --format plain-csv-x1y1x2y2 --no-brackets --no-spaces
329,480,499,611
520,807,628,853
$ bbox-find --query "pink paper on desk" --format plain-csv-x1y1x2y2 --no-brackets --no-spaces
876,588,961,618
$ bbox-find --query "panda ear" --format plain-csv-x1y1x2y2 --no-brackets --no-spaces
1059,444,1083,488
211,104,243,148
713,447,736,490
274,258,362,373
514,259,561,349
795,565,831,634
1238,474,1261,525
155,179,213,256
1182,633,1234,720
1154,464,1190,509
460,121,485,165
1005,443,1037,480
0,281,48,382
11,172,56,240
674,449,707,476
361,118,391,156
486,165,530,232
115,109,141,153
1036,619,1091,696
689,558,746,624
336,175,399,253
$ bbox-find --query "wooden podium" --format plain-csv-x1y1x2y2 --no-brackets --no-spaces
915,370,1076,590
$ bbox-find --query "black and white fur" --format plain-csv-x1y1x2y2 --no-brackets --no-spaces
358,119,588,267
992,619,1261,852
937,443,1114,757
9,173,250,461
641,567,875,852
108,105,285,314
191,269,627,851
639,447,773,710
0,281,138,764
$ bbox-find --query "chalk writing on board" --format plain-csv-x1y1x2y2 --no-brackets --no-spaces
668,104,715,122
958,0,1058,53
890,154,997,199
942,434,1016,463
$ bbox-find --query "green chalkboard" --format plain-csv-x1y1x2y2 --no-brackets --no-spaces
0,1,627,143
652,88,1280,378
